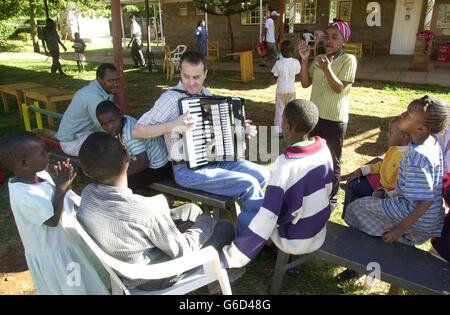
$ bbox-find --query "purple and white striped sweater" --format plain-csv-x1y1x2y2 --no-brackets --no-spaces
220,137,334,268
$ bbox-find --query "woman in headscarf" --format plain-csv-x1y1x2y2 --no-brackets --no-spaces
297,20,357,211
194,19,208,57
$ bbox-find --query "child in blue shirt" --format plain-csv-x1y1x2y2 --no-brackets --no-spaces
344,95,448,246
96,100,171,191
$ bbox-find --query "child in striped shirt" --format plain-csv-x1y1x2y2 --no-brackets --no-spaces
344,95,449,246
220,99,334,268
96,100,171,191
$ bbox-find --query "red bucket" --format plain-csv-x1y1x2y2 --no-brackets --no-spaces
256,41,270,58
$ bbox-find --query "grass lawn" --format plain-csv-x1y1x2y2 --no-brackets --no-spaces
0,51,449,295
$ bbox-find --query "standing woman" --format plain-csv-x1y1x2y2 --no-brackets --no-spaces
194,19,208,56
298,21,357,211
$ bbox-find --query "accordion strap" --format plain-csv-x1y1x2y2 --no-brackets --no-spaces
170,88,203,97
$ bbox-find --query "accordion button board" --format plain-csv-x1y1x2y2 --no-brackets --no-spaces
178,96,246,169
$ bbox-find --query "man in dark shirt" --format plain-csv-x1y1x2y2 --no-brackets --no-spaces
42,19,67,77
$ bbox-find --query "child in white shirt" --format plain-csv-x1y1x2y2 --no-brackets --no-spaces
271,40,301,135
0,131,109,295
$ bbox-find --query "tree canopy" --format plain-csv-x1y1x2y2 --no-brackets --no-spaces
193,0,270,52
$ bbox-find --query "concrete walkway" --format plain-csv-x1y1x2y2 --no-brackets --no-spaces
63,51,450,88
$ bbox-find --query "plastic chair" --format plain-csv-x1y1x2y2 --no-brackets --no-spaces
163,45,187,73
62,190,232,295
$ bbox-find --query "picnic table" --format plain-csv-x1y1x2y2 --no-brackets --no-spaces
0,82,45,118
22,86,74,128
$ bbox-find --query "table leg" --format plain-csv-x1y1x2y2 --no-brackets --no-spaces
47,101,55,128
16,92,24,118
1,92,9,113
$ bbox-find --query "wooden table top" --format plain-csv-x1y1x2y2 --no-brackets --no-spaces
0,82,45,93
23,86,75,99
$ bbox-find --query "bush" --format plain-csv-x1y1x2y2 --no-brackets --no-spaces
17,32,29,42
0,23,16,50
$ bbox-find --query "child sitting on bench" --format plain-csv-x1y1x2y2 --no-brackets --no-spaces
344,95,448,246
96,100,171,192
0,131,109,294
220,99,334,268
77,132,235,291
341,116,411,218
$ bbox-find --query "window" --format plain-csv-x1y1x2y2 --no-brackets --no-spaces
285,0,317,24
241,2,267,25
179,3,187,16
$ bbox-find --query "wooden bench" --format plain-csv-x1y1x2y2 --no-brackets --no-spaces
22,86,74,128
0,82,45,118
22,102,62,148
149,178,240,221
270,221,450,295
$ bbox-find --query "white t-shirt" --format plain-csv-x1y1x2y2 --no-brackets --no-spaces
130,20,142,38
265,18,275,43
271,57,301,94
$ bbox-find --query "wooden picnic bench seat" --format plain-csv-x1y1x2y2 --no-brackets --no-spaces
149,178,240,221
270,221,450,295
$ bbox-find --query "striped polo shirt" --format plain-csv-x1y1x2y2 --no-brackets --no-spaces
137,81,211,161
309,52,357,123
381,136,445,236
120,115,168,169
220,137,334,268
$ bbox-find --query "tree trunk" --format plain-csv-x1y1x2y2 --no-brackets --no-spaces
227,15,234,53
29,0,40,53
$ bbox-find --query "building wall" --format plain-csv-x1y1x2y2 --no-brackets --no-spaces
162,0,450,55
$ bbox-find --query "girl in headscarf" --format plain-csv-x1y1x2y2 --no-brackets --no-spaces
194,19,208,57
297,20,357,211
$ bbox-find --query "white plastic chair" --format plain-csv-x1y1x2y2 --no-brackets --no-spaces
62,190,232,295
163,44,187,72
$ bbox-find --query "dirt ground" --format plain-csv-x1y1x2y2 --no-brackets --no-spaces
0,241,36,295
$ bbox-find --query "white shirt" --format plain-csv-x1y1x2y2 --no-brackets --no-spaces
271,57,301,94
265,18,275,43
130,20,142,38
303,32,316,45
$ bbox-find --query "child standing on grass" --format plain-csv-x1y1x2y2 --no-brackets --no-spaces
73,32,86,73
271,40,301,137
344,95,449,246
0,131,109,295
96,100,171,192
341,117,411,218
298,20,357,211
220,99,334,269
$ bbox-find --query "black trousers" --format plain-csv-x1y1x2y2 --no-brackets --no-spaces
310,118,348,209
49,50,64,74
131,38,146,67
128,162,172,191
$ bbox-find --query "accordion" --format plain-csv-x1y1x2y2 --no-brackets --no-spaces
178,96,246,169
